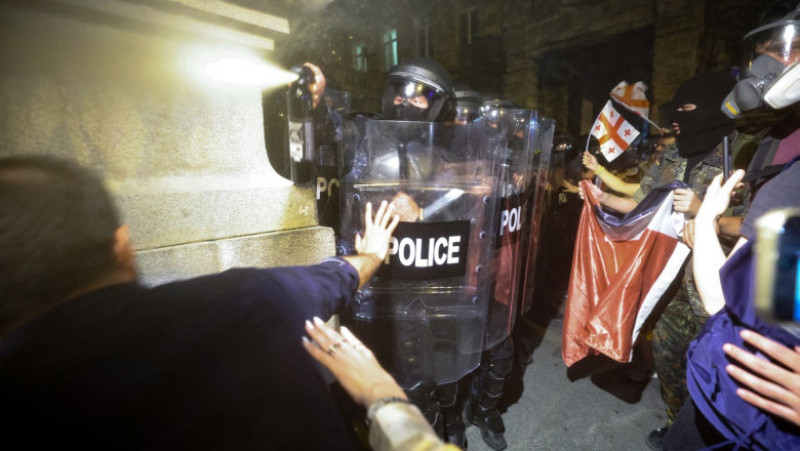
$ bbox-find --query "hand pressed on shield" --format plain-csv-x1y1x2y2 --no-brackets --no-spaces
389,192,421,222
340,200,400,288
724,329,800,427
302,317,407,408
355,200,400,262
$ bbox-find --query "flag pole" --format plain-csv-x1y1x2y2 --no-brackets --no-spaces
633,111,661,130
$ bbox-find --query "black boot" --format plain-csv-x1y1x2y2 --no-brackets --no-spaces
404,380,443,438
443,407,467,448
466,400,506,451
440,382,467,448
467,338,513,451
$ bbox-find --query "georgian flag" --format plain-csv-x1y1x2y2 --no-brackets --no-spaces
610,81,650,119
562,180,690,366
590,100,640,162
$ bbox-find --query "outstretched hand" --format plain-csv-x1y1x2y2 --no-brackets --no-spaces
561,179,579,194
303,317,407,408
724,329,800,427
355,201,400,262
340,200,399,289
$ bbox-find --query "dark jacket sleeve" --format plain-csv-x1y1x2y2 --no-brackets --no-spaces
253,257,360,321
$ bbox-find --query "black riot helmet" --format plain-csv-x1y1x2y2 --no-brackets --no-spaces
453,83,482,124
381,58,456,122
552,133,577,162
480,98,525,141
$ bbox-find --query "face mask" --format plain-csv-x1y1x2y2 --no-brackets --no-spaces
388,101,430,122
668,72,736,158
721,54,787,118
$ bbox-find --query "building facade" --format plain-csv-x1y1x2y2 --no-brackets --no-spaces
274,0,764,137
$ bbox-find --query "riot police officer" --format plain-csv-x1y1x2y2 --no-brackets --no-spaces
454,84,483,125
343,58,467,445
466,99,527,451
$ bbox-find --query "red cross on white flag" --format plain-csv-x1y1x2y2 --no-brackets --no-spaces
610,81,650,119
590,100,640,162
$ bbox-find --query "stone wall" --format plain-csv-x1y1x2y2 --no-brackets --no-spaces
296,0,762,137
651,0,706,122
0,0,334,285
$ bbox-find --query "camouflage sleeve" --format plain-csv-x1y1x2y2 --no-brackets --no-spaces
633,159,663,203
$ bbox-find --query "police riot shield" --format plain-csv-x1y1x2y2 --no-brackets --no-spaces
340,119,506,386
483,109,548,349
519,117,556,314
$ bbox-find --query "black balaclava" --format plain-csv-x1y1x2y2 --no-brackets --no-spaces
668,71,736,159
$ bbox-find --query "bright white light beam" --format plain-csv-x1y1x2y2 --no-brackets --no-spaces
204,57,298,87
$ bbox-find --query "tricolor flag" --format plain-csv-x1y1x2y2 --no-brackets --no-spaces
610,81,650,119
562,180,690,367
590,100,640,162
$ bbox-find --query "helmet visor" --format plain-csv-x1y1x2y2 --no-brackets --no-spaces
744,22,800,71
385,80,440,109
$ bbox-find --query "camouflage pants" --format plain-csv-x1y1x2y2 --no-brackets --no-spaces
652,282,708,421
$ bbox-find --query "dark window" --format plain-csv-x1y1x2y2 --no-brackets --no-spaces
384,29,398,70
354,43,367,72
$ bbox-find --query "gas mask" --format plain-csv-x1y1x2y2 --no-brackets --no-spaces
722,8,800,118
722,54,786,117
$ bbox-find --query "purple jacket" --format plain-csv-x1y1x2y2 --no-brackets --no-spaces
686,241,800,450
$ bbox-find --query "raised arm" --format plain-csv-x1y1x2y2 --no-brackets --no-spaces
692,170,748,315
582,182,639,214
582,151,640,197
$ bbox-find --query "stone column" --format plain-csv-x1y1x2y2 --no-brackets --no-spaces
0,0,334,285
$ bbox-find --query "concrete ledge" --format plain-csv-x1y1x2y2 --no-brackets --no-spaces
136,225,335,286
117,181,318,250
